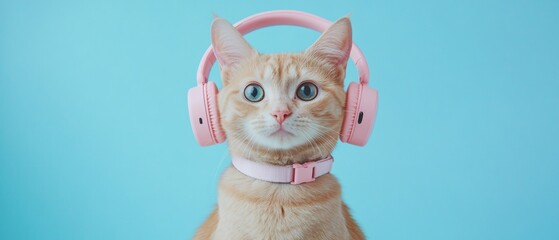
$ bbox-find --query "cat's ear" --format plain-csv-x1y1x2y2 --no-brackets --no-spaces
211,17,257,71
306,17,352,66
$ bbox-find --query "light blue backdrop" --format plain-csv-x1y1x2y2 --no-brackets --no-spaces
1,0,558,239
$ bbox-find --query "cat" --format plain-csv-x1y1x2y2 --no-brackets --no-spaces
193,16,365,240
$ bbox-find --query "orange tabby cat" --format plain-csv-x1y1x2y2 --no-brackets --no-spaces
194,16,365,240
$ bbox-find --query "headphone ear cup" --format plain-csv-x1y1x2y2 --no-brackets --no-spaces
340,82,378,146
187,81,226,146
204,82,226,143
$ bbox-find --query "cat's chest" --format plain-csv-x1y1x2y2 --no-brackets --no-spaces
213,167,349,239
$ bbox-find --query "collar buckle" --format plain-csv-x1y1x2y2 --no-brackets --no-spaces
291,161,317,185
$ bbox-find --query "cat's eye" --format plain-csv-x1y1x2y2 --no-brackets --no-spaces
296,82,318,101
244,83,265,102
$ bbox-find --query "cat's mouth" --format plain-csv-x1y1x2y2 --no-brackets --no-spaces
269,128,295,138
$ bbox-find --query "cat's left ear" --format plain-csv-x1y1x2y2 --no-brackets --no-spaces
211,17,257,72
306,17,352,67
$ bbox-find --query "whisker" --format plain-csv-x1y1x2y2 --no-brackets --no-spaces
299,128,324,159
213,148,230,179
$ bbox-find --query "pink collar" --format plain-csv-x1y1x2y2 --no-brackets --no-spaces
231,155,334,185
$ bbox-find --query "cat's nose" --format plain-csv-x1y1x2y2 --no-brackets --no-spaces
272,109,292,124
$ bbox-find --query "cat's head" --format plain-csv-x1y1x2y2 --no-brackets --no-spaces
213,17,352,164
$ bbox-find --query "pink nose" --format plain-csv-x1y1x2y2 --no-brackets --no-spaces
272,110,291,124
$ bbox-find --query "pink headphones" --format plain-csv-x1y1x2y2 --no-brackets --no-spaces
188,10,378,147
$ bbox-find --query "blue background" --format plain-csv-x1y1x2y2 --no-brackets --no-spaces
1,0,558,239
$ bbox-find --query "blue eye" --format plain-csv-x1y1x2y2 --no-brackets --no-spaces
244,84,264,102
296,82,318,101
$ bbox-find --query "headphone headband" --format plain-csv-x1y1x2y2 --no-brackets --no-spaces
196,10,370,85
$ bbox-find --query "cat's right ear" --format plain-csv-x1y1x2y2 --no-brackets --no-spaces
211,17,257,72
